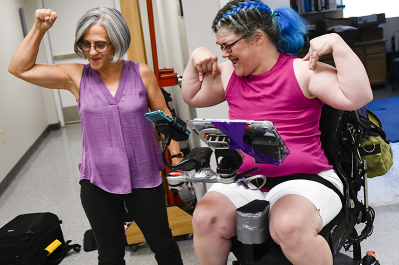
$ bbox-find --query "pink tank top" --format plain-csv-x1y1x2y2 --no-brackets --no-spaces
225,52,332,177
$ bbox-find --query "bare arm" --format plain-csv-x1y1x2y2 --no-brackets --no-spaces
181,47,231,107
8,9,81,99
301,33,373,111
140,63,183,164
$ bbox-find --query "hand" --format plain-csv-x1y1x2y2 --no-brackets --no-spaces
303,33,343,70
191,47,220,82
35,9,57,31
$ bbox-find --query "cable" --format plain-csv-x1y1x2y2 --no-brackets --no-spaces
344,206,375,251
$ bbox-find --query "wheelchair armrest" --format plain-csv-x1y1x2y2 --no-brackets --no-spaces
171,147,213,172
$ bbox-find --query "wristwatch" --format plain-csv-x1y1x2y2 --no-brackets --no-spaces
170,152,184,159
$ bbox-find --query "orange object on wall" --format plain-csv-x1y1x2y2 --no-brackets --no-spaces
160,73,178,87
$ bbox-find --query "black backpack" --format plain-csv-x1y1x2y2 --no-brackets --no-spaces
0,212,81,265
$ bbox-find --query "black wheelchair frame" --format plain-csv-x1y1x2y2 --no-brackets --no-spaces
151,104,377,265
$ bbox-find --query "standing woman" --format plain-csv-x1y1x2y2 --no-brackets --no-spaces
181,1,373,265
9,7,183,265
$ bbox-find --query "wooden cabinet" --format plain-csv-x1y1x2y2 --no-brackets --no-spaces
353,40,387,86
296,39,387,86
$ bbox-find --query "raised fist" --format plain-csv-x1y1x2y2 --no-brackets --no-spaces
34,9,57,31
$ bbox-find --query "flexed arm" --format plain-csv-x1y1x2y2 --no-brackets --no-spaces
302,33,373,111
181,47,230,108
8,9,81,97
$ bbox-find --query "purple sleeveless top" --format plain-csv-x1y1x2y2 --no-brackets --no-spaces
225,52,332,178
77,60,164,194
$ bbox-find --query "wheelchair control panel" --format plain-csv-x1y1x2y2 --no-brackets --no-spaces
145,111,290,195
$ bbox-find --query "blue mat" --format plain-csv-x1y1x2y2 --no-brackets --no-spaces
366,96,399,143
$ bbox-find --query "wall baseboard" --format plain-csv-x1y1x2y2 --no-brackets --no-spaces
0,123,61,198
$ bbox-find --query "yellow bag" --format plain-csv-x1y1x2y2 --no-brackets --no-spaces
359,110,393,178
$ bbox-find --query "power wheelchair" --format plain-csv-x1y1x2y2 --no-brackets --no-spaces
146,104,378,265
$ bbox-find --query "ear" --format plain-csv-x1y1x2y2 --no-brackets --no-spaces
253,29,265,45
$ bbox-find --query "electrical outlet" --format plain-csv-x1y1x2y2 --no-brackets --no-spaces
1,130,5,144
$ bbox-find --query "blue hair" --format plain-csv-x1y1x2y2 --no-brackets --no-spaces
212,0,308,55
273,7,308,55
221,1,272,20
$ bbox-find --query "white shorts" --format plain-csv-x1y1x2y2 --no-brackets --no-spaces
207,169,343,227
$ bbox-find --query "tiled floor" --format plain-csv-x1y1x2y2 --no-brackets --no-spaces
0,82,398,264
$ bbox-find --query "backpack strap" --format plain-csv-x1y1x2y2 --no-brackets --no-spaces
363,109,390,144
46,240,81,265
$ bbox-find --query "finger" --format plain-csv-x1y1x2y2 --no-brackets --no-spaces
201,62,209,74
198,71,204,82
35,9,41,20
44,9,52,21
309,54,320,70
309,57,315,70
303,46,313,61
43,9,51,21
211,62,219,79
193,63,204,82
38,9,45,21
304,47,316,70
50,11,57,22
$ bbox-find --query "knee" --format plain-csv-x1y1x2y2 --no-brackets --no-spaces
192,197,235,237
269,214,305,248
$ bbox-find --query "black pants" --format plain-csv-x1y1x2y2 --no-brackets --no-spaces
80,180,183,265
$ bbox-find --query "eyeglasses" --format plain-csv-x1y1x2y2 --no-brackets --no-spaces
77,42,112,53
216,35,248,53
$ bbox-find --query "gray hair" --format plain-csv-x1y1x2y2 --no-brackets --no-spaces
74,7,130,63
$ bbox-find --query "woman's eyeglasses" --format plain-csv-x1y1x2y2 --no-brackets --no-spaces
216,35,248,53
77,42,112,53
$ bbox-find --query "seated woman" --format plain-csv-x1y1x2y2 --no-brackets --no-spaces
181,1,373,265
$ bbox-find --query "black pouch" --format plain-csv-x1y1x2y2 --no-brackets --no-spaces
0,212,81,265
83,229,97,252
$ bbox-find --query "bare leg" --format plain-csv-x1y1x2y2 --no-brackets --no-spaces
269,194,333,265
192,191,237,265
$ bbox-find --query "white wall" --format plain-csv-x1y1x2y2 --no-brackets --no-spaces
0,0,59,183
137,0,198,148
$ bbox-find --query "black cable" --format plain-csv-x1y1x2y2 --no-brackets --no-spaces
344,206,375,251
